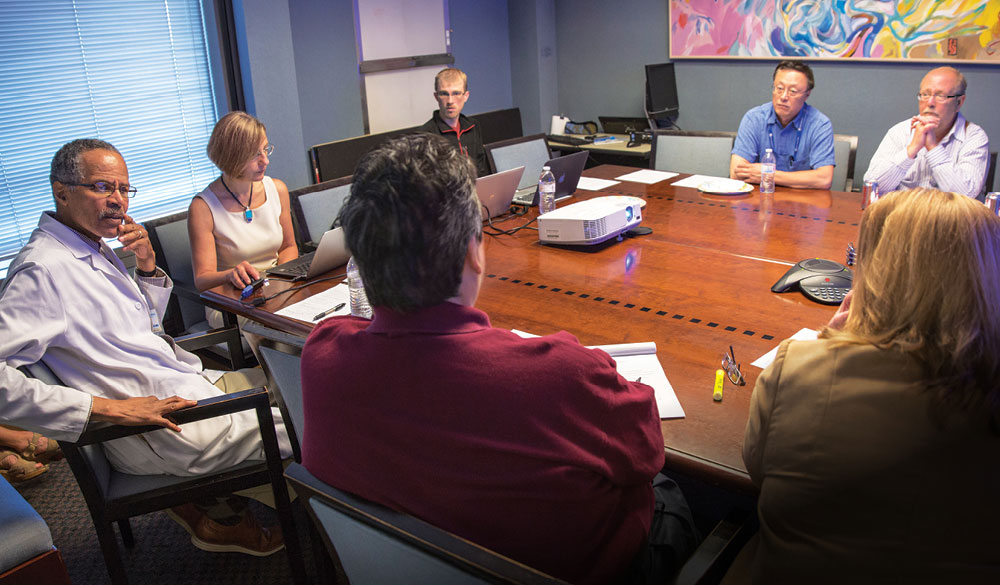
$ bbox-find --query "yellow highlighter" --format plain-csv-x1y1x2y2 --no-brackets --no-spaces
713,369,724,401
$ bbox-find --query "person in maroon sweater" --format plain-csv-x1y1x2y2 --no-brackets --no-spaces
300,133,695,584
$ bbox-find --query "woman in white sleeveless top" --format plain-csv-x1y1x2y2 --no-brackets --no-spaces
189,112,298,327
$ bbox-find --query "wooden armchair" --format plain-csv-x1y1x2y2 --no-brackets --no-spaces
19,361,306,585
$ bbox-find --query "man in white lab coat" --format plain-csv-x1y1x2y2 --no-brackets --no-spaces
0,138,289,556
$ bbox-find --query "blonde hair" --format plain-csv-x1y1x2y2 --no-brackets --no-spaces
206,111,266,177
434,68,467,92
825,188,1000,428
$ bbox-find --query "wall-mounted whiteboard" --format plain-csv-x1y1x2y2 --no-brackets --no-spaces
356,0,451,133
357,0,446,60
363,67,441,133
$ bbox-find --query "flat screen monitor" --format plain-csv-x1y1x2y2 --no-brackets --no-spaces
645,62,679,117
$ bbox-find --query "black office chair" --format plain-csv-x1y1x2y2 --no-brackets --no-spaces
649,130,737,178
249,331,307,463
982,151,998,202
286,463,569,585
19,360,307,585
144,212,249,369
470,107,524,144
288,176,352,253
832,134,859,192
484,133,552,176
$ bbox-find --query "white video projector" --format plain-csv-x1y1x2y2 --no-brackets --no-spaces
537,196,643,245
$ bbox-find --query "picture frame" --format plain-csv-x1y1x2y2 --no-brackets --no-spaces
669,1,1000,63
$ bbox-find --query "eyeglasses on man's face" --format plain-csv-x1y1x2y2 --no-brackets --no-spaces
917,93,963,103
772,85,805,99
721,346,746,386
435,90,466,98
63,181,137,198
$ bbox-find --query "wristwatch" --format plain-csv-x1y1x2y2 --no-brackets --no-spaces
136,267,159,277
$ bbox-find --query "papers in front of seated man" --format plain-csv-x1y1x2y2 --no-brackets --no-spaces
274,283,352,323
512,330,685,419
614,169,678,184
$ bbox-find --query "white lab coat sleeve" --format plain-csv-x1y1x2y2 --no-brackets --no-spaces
0,260,93,440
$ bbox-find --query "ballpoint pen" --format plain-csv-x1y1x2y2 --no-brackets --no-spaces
313,302,346,321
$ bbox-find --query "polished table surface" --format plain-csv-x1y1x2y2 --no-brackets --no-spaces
203,165,863,494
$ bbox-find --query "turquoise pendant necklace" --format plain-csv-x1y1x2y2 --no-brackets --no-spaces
220,176,254,223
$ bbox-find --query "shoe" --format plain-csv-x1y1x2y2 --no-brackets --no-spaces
0,449,48,483
166,503,203,538
20,432,62,464
190,509,284,557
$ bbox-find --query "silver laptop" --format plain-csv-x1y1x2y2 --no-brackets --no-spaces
267,227,351,281
476,166,524,219
512,150,589,206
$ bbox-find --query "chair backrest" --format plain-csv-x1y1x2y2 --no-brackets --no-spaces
145,211,193,283
289,176,353,249
983,151,998,201
144,211,204,331
485,134,552,190
309,126,421,183
832,134,859,192
650,131,736,178
285,463,566,585
599,116,650,134
472,107,523,145
251,331,306,462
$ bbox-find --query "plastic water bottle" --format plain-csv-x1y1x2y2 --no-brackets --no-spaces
760,148,776,194
346,256,372,319
538,166,556,214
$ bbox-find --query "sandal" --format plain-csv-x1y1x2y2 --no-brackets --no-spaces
20,432,62,464
0,449,49,483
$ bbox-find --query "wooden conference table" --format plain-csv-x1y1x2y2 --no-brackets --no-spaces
203,165,863,495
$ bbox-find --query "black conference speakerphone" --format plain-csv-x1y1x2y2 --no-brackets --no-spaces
771,258,853,305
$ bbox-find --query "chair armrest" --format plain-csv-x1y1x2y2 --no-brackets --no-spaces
73,387,270,447
175,327,244,351
171,279,204,303
671,508,756,585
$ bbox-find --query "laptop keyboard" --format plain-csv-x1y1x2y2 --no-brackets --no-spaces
512,188,536,206
268,252,314,277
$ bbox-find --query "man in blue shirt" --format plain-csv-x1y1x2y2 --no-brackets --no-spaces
730,61,835,190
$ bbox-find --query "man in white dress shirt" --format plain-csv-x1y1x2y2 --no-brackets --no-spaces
0,138,289,556
864,66,990,198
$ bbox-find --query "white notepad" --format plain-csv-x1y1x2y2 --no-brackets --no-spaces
513,330,685,419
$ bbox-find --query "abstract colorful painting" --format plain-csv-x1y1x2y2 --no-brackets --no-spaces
670,0,1000,62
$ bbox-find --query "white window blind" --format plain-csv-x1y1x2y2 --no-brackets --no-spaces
0,0,219,264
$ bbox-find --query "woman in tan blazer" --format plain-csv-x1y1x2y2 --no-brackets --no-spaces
742,187,1000,584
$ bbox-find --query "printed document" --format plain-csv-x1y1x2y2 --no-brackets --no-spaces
274,283,352,323
615,169,678,184
513,331,685,419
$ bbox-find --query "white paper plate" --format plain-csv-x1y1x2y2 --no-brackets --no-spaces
602,195,647,208
697,180,753,195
